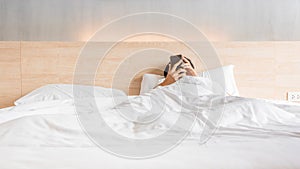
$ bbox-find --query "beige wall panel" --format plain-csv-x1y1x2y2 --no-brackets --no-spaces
1,41,300,108
21,42,84,95
214,42,278,99
0,42,21,108
273,42,300,99
238,87,276,99
95,42,204,94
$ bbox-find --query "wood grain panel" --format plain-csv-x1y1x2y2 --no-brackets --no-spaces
0,42,21,108
214,41,300,100
94,41,204,94
1,41,300,108
21,42,84,95
214,42,278,99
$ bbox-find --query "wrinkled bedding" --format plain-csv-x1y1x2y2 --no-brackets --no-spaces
0,77,300,169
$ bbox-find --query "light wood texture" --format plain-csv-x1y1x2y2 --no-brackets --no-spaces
0,42,21,108
216,42,300,99
21,42,83,95
0,41,300,108
94,41,203,94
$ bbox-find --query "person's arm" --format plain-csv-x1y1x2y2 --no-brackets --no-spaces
156,60,187,87
181,56,198,76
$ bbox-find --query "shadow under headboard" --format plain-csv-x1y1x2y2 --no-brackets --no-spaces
0,41,300,108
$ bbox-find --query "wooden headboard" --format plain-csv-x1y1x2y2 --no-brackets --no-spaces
1,41,300,108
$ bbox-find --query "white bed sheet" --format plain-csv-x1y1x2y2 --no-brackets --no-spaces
0,77,300,169
1,137,300,169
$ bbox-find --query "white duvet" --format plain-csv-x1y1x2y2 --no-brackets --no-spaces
0,77,300,169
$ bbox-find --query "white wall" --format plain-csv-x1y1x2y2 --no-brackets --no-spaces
1,0,300,41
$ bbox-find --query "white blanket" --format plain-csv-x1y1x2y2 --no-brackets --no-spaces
0,76,300,169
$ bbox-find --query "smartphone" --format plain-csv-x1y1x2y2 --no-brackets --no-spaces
170,54,182,71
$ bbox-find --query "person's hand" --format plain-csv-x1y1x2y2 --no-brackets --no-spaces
182,56,197,76
160,60,186,86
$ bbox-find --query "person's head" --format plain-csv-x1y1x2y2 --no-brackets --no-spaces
163,56,195,78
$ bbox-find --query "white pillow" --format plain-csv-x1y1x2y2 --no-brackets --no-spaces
139,74,164,95
201,65,239,96
139,65,239,96
14,84,126,105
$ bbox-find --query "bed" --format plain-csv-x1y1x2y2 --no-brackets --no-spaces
0,41,300,168
0,75,300,169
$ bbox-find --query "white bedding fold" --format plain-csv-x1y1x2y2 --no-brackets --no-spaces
0,76,300,169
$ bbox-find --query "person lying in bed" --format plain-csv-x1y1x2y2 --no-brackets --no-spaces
158,55,198,86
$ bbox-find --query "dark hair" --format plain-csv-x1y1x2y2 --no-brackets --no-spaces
163,57,195,77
